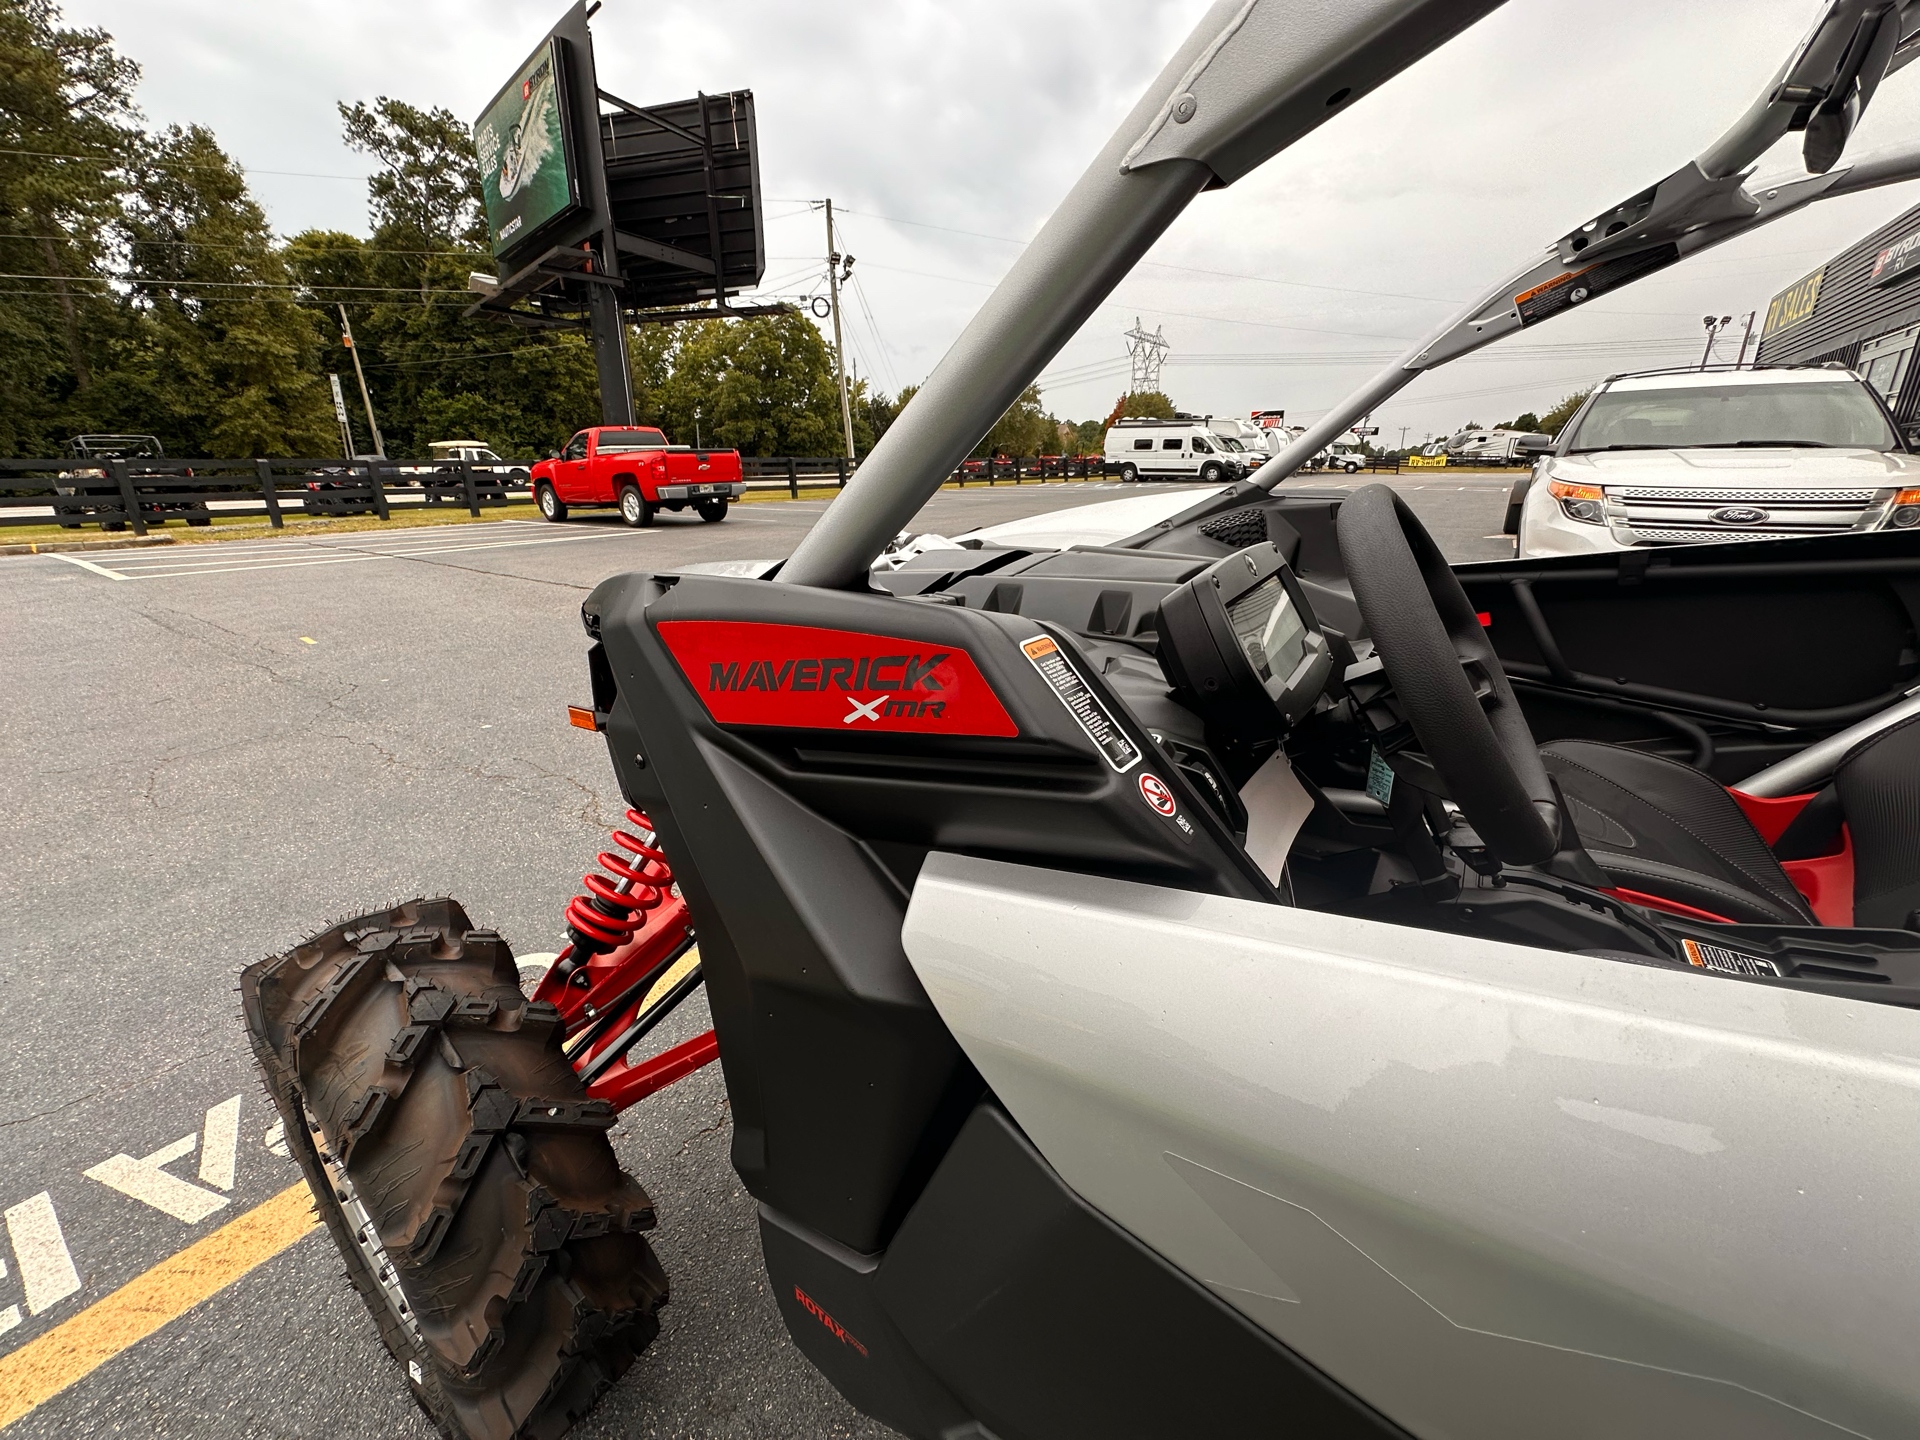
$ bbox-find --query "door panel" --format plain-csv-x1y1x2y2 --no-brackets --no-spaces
902,852,1920,1440
1457,531,1920,772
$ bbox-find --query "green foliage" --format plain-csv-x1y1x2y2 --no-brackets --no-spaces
634,310,868,457
1109,390,1177,423
0,0,139,450
88,125,335,455
1537,389,1592,437
1500,410,1542,432
338,98,485,249
0,7,875,461
974,384,1055,458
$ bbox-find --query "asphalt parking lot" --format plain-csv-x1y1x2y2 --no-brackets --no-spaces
0,474,1511,1438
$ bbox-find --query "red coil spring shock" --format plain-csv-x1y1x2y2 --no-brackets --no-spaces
563,808,674,959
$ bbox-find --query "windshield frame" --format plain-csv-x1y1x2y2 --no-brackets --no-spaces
1562,374,1905,456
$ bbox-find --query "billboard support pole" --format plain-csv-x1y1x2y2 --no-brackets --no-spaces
587,278,635,426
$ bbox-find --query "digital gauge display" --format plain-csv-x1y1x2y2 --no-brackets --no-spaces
1158,542,1334,735
1224,575,1309,703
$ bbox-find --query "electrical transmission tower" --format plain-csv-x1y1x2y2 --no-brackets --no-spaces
1124,318,1169,393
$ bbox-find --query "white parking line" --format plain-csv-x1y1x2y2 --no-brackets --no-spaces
47,553,128,581
49,525,634,581
85,1131,231,1224
199,1097,241,1193
4,1194,81,1315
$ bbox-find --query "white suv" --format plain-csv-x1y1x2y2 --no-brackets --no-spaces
1514,366,1920,558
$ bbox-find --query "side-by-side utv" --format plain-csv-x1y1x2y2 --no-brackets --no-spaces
243,4,1920,1439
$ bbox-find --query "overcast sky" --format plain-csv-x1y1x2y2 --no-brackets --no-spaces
69,0,1920,439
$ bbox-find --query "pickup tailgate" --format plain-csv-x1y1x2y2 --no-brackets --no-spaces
655,449,745,501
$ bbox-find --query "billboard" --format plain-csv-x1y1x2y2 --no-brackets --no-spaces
1761,265,1825,341
475,37,582,261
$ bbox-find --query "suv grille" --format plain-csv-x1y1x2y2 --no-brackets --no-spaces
1606,485,1890,544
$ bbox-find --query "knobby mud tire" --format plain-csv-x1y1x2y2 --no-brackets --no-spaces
241,898,667,1440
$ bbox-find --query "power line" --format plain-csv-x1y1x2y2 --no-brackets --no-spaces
835,205,1464,304
0,232,492,258
362,344,585,371
855,259,1422,342
0,146,367,179
0,269,483,296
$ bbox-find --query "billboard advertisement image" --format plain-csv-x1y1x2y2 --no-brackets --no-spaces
475,38,580,261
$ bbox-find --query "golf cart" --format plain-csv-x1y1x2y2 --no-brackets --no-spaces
243,4,1920,1440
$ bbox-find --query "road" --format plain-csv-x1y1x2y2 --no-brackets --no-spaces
0,474,1510,1439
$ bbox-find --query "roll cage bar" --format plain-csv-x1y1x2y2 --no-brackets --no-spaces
778,0,1920,589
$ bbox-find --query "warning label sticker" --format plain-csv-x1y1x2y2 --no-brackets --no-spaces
1682,938,1783,978
1135,770,1196,842
1021,634,1141,773
1139,772,1178,815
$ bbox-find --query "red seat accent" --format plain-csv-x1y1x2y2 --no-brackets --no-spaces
1727,788,1816,846
1726,789,1853,925
1781,826,1855,928
1602,887,1735,925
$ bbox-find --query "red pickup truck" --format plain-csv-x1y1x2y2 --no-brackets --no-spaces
532,426,746,525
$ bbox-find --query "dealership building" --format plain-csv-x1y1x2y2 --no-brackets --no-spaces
1755,199,1920,436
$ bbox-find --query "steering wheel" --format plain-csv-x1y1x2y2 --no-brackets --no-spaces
1335,484,1561,865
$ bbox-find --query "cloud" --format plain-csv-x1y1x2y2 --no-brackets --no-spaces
69,0,1920,430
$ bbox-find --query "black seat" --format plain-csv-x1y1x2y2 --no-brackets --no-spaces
1542,723,1920,930
1833,713,1920,930
1539,740,1815,925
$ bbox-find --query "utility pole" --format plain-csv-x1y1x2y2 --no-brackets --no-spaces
1734,309,1758,368
338,304,385,458
825,200,856,460
1699,313,1732,371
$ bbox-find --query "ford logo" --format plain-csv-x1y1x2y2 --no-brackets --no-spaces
1711,505,1770,524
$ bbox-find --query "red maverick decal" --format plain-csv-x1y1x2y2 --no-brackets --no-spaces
657,620,1019,736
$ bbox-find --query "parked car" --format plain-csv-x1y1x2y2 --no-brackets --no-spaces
1103,417,1251,483
1511,365,1920,558
532,426,745,525
425,440,530,482
54,434,209,529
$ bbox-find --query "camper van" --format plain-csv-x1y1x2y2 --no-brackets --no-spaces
1103,417,1253,483
1445,427,1551,466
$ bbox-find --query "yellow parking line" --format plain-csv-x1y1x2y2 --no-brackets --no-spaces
0,1182,318,1430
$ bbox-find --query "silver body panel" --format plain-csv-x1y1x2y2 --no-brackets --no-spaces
902,851,1920,1440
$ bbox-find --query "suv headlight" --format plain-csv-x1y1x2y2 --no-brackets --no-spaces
1887,487,1920,528
1547,479,1605,524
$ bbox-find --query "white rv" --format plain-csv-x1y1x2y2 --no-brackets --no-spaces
1445,427,1551,466
1103,417,1253,483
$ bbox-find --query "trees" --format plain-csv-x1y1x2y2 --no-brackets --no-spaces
973,384,1054,458
644,310,865,456
1,2,335,455
95,125,334,455
0,0,139,451
1104,391,1177,427
1537,389,1592,437
0,8,890,460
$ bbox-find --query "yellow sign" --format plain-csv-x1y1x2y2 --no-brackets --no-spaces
1761,265,1825,340
1406,454,1449,468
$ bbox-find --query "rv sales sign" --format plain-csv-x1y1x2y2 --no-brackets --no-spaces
1762,265,1824,339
